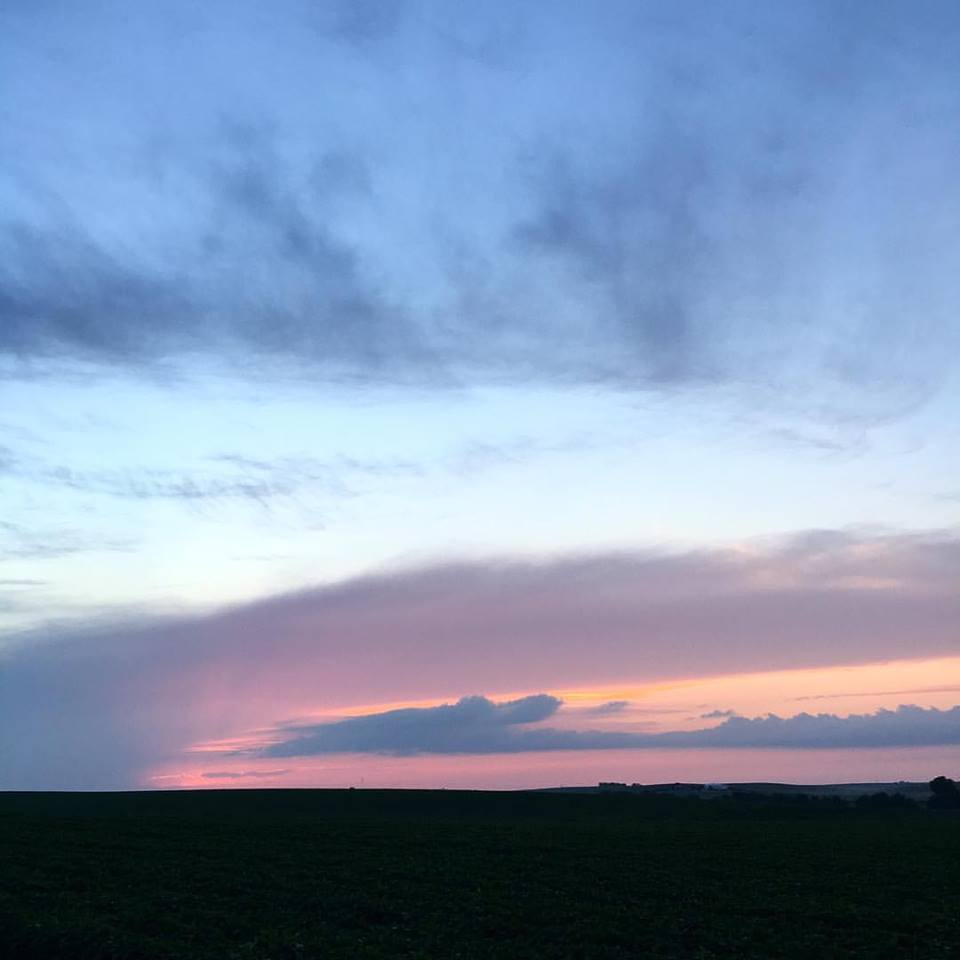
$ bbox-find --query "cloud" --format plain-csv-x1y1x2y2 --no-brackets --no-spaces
668,704,960,750
40,465,297,505
587,700,631,716
263,694,562,757
0,131,433,381
200,769,289,780
0,520,136,561
0,527,957,787
0,450,421,507
257,697,960,757
509,3,960,401
312,0,408,48
1,1,957,416
0,220,194,365
701,709,739,719
511,139,713,385
795,686,960,702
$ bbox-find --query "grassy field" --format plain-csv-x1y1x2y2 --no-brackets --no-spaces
1,789,958,959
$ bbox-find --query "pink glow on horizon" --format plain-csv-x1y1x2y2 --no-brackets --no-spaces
181,655,960,753
150,655,960,789
151,746,960,791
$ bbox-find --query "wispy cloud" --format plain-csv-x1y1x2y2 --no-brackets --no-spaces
796,686,960,702
2,450,421,507
0,520,136,561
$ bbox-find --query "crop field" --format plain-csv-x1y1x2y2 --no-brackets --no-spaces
1,789,958,959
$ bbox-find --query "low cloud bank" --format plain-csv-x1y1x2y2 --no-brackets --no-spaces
1,528,957,787
264,695,561,757
260,698,960,757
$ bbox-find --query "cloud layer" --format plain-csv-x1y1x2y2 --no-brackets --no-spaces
264,694,562,756
258,695,960,756
1,528,957,787
2,0,958,414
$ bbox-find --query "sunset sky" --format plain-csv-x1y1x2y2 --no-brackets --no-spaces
1,0,958,790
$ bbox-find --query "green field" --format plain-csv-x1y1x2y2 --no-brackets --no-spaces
1,789,958,959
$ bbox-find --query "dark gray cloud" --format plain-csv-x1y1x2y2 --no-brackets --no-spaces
0,131,434,380
264,694,561,757
0,527,956,787
701,709,739,720
669,705,960,750
204,132,434,376
0,221,194,364
258,696,960,756
0,0,957,415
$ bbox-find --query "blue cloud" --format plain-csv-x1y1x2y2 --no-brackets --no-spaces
1,0,956,414
259,698,960,757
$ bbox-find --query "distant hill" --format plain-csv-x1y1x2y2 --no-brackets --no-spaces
540,780,934,800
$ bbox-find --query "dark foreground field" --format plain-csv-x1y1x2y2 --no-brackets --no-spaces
1,789,958,959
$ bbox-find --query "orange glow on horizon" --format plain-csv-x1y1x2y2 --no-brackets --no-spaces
174,655,960,780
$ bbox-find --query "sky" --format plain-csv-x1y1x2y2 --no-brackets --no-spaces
0,0,958,790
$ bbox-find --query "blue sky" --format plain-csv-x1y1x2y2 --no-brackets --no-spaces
2,372,957,630
1,0,958,788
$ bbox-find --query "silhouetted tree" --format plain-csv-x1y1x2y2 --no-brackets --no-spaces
928,776,960,810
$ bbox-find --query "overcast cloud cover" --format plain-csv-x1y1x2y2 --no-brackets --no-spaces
2,0,959,413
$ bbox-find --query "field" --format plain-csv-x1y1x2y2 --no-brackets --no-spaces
1,789,958,959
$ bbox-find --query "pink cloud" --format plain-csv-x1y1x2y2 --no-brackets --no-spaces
1,528,957,788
